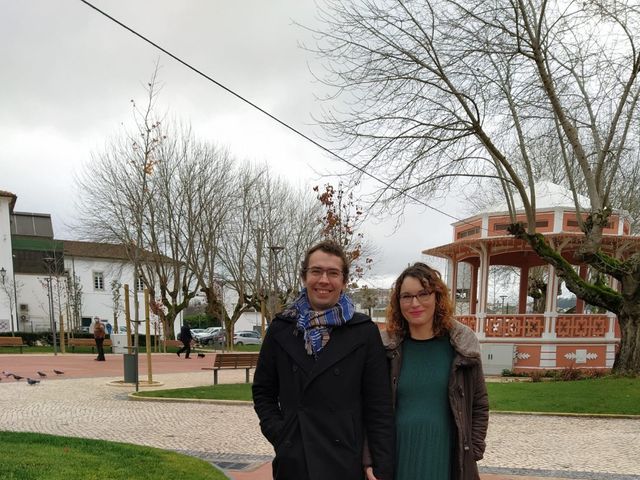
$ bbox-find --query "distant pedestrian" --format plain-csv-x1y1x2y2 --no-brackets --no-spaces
105,321,113,335
177,323,193,359
93,320,106,361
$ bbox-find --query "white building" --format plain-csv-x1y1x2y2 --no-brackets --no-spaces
0,190,160,335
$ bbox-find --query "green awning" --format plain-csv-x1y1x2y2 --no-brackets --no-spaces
11,236,64,252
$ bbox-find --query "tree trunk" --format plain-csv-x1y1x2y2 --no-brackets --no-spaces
508,224,640,373
613,305,640,374
165,312,176,341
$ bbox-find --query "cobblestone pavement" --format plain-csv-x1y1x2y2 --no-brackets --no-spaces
0,356,638,479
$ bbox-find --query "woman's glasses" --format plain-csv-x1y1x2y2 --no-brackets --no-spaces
399,290,433,305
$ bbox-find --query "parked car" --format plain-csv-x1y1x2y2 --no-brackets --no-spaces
190,328,206,338
195,326,223,344
204,329,227,346
234,330,262,346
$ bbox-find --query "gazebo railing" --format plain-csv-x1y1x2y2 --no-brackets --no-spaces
456,313,618,339
555,314,609,337
456,315,477,331
483,314,545,337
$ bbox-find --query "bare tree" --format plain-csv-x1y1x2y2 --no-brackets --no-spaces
314,0,640,373
75,75,198,339
110,280,122,332
0,276,20,335
216,165,323,348
65,271,83,333
181,144,237,330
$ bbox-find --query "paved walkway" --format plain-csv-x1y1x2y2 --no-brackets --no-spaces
0,353,638,480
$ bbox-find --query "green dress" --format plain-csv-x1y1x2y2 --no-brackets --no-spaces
395,335,455,480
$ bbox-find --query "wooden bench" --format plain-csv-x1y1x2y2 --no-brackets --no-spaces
202,352,260,384
163,339,182,349
67,338,112,353
0,336,27,353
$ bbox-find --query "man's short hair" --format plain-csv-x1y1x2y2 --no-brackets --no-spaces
300,239,350,282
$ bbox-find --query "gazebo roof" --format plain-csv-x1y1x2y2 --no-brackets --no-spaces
474,180,590,216
424,232,640,263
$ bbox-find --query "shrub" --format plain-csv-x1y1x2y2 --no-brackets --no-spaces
557,365,583,381
582,368,607,379
529,370,544,382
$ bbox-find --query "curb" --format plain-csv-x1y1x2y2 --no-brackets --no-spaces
127,394,640,418
128,392,254,407
490,410,640,420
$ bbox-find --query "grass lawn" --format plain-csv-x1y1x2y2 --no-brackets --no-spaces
235,344,261,352
487,376,640,415
137,377,640,416
136,382,254,401
0,431,226,480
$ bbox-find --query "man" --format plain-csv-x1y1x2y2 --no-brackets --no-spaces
177,322,193,359
252,240,394,480
93,319,106,361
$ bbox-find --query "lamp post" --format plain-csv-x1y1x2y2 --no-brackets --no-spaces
0,267,15,336
500,294,508,314
43,257,58,355
268,245,284,321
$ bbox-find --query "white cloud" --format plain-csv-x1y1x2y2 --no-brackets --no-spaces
1,0,464,278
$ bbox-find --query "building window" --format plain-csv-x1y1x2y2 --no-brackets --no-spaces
93,272,104,291
567,219,611,229
136,276,145,292
494,220,549,231
457,226,480,239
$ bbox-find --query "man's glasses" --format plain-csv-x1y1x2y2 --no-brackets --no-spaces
306,267,343,279
399,290,433,305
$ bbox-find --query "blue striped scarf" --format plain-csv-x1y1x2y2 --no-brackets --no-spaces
283,288,354,357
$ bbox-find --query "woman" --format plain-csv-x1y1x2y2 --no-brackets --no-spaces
366,262,489,480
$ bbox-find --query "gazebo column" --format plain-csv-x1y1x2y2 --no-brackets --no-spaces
448,255,458,314
541,263,559,369
518,265,530,314
470,263,479,315
476,244,490,338
575,265,588,314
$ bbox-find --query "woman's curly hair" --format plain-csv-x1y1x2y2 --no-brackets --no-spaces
386,262,454,338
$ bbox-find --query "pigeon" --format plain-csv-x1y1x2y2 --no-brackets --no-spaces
26,378,40,386
37,371,47,378
197,353,205,358
3,371,14,377
13,375,24,381
53,369,65,375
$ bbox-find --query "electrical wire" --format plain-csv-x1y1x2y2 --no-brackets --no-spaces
78,0,487,232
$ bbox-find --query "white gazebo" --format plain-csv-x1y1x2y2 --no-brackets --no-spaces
424,182,631,374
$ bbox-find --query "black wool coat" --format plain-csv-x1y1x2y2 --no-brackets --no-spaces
252,312,395,480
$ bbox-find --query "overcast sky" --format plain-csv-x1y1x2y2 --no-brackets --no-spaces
1,0,463,287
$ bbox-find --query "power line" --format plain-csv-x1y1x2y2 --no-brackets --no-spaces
78,0,482,231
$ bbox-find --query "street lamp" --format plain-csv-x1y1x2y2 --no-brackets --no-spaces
500,294,508,314
43,257,58,355
268,245,284,320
